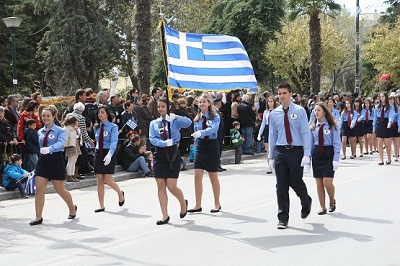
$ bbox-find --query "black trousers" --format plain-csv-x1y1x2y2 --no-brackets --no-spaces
274,147,311,223
77,145,91,174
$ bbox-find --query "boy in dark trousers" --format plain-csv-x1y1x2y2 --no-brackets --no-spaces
230,121,244,164
23,119,40,172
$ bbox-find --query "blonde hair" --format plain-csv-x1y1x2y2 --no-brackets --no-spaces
193,93,216,122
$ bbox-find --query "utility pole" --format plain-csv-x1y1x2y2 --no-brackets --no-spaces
355,0,361,94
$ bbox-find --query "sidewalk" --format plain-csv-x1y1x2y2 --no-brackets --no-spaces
0,150,265,201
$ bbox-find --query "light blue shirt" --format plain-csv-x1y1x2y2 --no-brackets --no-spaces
309,108,340,125
268,102,311,158
360,108,375,122
149,115,192,147
193,112,220,140
94,120,118,155
311,119,341,161
339,110,358,130
373,105,395,131
38,124,65,153
259,109,272,137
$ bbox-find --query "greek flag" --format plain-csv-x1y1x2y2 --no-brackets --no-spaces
126,119,138,130
164,24,258,92
24,170,35,195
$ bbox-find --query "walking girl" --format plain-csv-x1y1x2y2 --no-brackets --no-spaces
362,98,375,155
389,95,399,162
310,102,341,215
30,107,77,226
93,106,125,212
188,93,222,214
340,100,357,159
149,97,192,225
353,98,365,157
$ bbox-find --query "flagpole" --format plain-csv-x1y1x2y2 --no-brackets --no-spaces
159,10,174,169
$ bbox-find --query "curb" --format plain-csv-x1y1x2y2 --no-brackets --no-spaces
0,151,265,202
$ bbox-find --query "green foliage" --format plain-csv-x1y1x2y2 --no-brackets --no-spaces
267,16,347,94
203,0,285,86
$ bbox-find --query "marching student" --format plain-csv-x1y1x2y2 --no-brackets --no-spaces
362,98,375,155
310,102,341,215
268,83,312,230
373,92,395,165
188,93,222,214
353,98,365,157
149,97,192,225
389,95,399,162
30,107,77,226
93,106,125,213
340,100,357,159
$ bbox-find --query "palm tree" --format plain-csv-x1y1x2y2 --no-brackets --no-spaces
287,0,341,94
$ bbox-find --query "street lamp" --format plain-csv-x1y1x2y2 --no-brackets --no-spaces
2,16,23,95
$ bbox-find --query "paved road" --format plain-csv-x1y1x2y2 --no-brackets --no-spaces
1,153,400,265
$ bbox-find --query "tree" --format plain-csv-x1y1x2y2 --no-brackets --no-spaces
363,21,400,89
34,0,120,95
267,16,347,94
204,0,285,86
287,0,341,94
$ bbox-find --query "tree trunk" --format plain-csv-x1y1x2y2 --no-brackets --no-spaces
134,0,152,94
309,10,321,94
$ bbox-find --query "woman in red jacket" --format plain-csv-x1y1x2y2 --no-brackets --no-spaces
17,100,42,144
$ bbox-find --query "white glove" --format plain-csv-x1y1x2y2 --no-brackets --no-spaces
268,159,275,170
103,153,112,166
191,131,201,139
40,147,50,155
300,156,310,167
257,135,261,141
165,139,173,147
304,163,311,172
165,113,176,122
332,160,339,171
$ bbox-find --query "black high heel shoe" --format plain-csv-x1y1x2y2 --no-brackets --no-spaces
156,216,170,225
68,205,77,219
180,199,188,219
119,191,125,207
29,217,43,226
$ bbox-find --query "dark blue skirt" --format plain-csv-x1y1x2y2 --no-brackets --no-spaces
36,152,66,180
153,145,181,178
262,124,269,143
376,118,391,138
364,120,373,134
194,139,219,172
342,123,355,137
312,146,335,178
353,121,364,137
390,122,399,137
94,149,116,174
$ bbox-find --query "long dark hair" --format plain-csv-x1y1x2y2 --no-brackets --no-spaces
342,100,354,115
311,102,337,131
95,105,114,129
379,92,390,112
389,96,398,113
353,98,363,113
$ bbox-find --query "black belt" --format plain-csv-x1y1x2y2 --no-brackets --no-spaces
276,145,303,149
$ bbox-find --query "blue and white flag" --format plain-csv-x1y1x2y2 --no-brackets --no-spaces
164,24,258,92
126,119,138,130
24,170,35,195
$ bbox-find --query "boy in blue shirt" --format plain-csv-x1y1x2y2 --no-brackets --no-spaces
2,154,29,198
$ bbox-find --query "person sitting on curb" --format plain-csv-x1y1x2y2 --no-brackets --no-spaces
2,154,29,198
123,134,154,177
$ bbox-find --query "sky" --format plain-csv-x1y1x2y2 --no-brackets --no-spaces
335,0,390,14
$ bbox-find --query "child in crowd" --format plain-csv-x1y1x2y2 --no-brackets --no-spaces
23,119,40,172
230,121,244,164
145,151,154,172
253,119,262,154
189,144,196,162
2,154,29,198
64,116,81,182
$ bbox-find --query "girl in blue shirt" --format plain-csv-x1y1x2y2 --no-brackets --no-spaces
149,97,192,225
340,100,357,159
353,98,365,157
389,96,399,162
362,98,375,155
93,106,125,213
188,93,222,214
30,107,77,226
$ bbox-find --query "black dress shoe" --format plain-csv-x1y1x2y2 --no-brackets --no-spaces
180,199,188,219
218,167,227,172
156,216,170,225
94,207,105,213
119,191,125,207
210,206,221,213
29,217,43,226
318,208,327,215
187,207,202,213
68,205,77,219
329,200,336,212
301,197,312,219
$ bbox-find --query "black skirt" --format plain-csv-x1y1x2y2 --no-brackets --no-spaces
94,149,116,174
262,124,269,143
390,122,399,137
353,121,364,137
376,118,391,138
364,120,373,134
35,152,66,180
194,139,219,172
312,146,335,178
153,145,181,178
342,123,355,137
